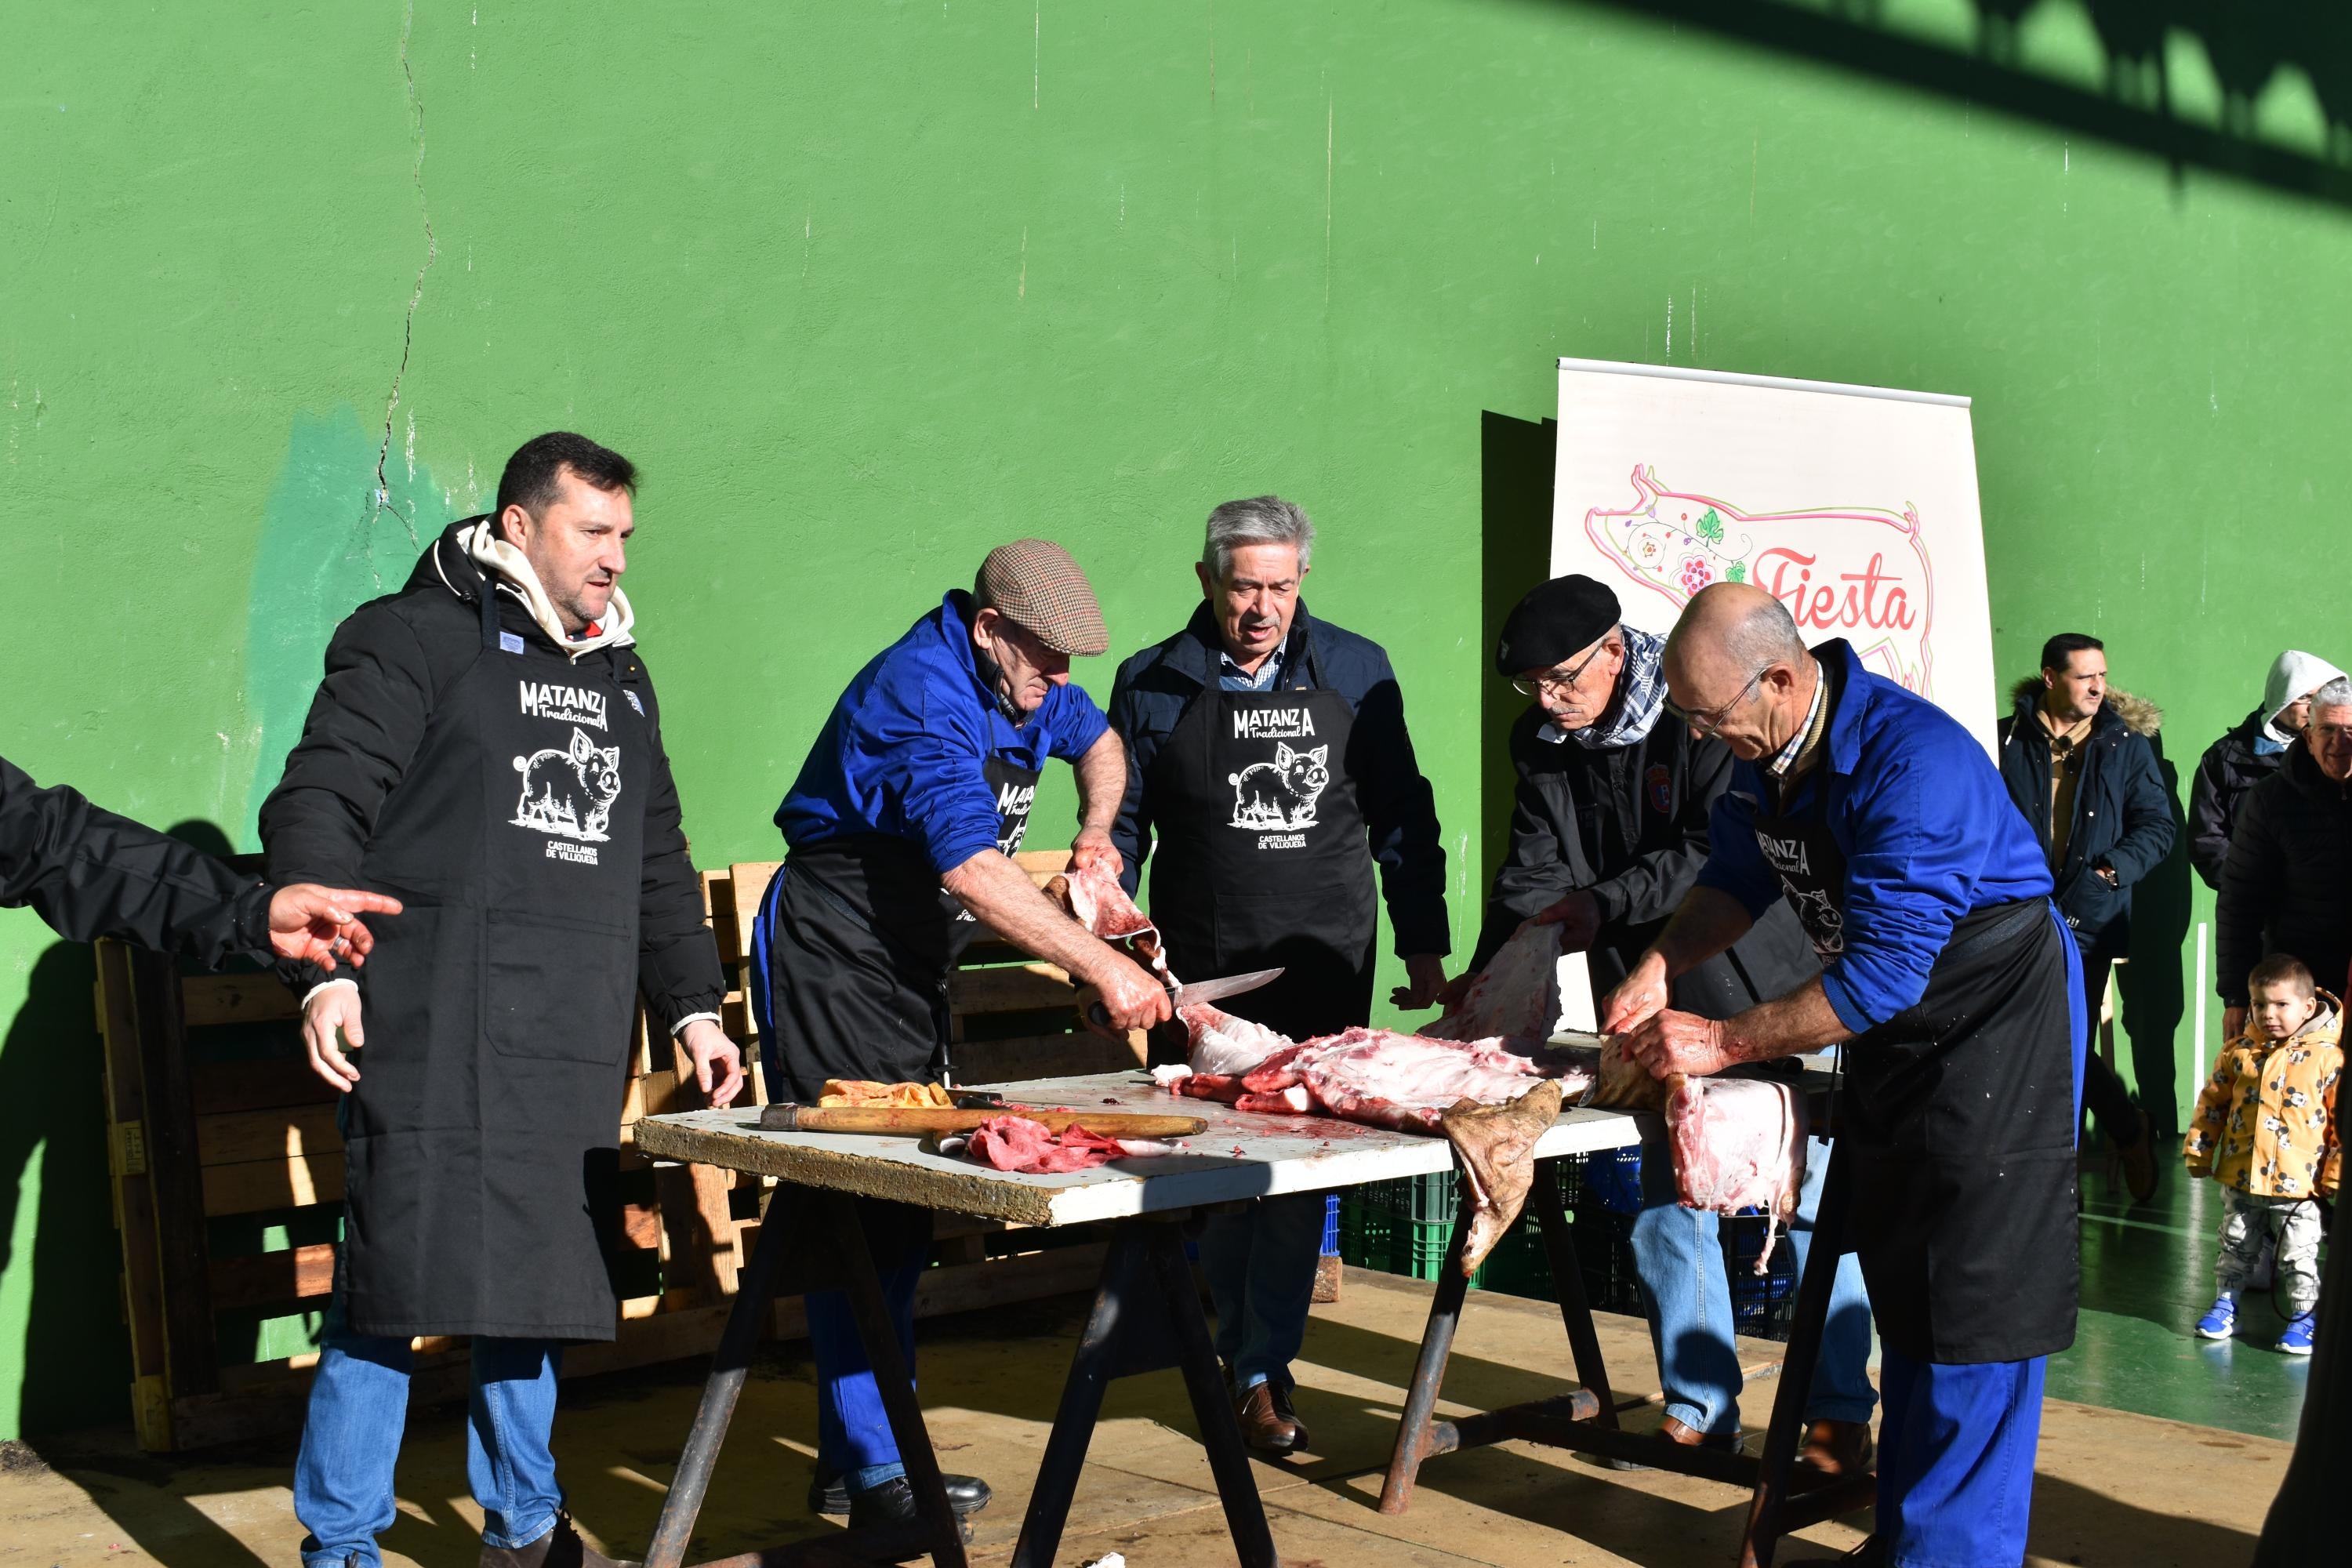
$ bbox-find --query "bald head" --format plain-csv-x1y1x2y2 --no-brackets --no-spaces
1661,583,1817,761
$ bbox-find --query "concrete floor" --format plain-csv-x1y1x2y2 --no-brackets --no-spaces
0,1266,2290,1568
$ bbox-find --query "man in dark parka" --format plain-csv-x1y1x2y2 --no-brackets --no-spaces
262,433,742,1568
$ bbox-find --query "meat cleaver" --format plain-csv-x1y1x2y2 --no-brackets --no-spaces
1083,965,1285,1029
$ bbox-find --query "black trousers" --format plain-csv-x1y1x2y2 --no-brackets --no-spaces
2078,948,2144,1146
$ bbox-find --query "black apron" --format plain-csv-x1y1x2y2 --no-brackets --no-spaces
340,592,655,1341
1753,770,2080,1364
1144,647,1378,1042
759,755,1039,1103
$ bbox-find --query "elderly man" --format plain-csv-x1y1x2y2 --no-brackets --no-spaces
1603,583,2082,1568
1997,632,2175,1199
760,539,1171,1529
2190,649,2347,890
264,432,745,1568
2216,676,2352,1036
1447,575,1873,1479
1109,495,1449,1454
2,755,397,969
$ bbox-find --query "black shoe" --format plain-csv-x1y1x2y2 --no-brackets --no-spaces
837,1474,994,1526
1777,1536,1882,1566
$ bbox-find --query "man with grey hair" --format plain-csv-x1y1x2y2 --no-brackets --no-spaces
2217,675,2352,1035
1108,494,1450,1455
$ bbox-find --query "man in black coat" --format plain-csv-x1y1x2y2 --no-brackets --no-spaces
1,756,397,969
2187,649,2346,889
2217,677,2352,1040
262,433,742,1568
1444,575,1875,1480
1996,633,2176,1197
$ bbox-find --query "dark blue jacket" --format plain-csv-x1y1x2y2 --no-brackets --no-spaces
1698,640,2053,1034
1995,680,2176,957
1106,601,1451,958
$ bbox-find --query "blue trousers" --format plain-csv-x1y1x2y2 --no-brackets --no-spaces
808,1259,924,1493
1876,1350,2045,1568
293,1264,563,1566
1200,1191,1328,1391
1628,1134,1877,1436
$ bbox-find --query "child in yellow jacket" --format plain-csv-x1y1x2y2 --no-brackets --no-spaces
2183,953,2341,1353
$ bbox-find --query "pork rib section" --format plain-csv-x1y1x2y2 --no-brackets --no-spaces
1666,1075,1803,1272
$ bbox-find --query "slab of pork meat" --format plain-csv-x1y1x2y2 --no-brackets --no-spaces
1666,1075,1803,1272
1047,862,1169,977
1440,1081,1564,1274
1423,920,1565,1044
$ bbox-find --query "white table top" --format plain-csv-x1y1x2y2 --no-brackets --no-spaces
630,1068,1645,1229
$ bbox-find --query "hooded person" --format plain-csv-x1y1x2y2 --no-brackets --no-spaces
261,432,745,1568
2190,650,2350,889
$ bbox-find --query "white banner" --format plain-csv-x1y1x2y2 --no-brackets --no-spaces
1550,358,1997,755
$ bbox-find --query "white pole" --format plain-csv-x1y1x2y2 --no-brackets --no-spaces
2194,920,2209,1091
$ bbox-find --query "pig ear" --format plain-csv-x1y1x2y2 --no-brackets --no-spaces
1308,745,1328,766
569,730,595,763
1276,741,1294,766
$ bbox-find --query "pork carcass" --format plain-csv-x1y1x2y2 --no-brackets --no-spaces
1424,919,1567,1044
1666,1075,1803,1272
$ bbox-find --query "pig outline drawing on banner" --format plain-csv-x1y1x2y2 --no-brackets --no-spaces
511,727,624,842
1229,742,1330,830
1583,465,1939,695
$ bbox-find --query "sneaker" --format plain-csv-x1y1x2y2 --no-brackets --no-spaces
2194,1294,2236,1340
2278,1311,2317,1355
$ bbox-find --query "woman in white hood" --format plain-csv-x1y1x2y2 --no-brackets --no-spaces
2189,649,2350,888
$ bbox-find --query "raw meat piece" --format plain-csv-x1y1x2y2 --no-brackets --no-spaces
818,1079,952,1109
1293,1029,1552,1133
1178,1000,1294,1077
1047,862,1170,977
1440,1081,1566,1274
1425,921,1565,1044
1584,1037,1669,1112
1667,1076,1803,1272
964,1115,1167,1174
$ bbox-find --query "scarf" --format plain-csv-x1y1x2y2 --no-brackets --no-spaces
1569,625,1670,750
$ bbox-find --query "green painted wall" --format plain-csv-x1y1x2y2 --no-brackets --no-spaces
5,1,2347,1438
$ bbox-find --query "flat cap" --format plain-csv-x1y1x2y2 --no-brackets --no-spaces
1495,575,1621,676
978,539,1109,656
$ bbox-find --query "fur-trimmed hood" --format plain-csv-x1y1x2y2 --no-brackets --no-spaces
2008,677,2162,737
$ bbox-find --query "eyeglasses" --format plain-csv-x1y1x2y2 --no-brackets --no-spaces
1664,666,1769,736
1511,641,1617,699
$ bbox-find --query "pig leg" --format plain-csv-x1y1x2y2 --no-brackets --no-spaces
1439,1081,1564,1276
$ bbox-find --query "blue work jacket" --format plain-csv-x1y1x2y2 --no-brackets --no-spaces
775,591,1108,874
1696,639,2053,1034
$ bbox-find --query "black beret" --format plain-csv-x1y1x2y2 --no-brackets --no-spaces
1495,575,1621,677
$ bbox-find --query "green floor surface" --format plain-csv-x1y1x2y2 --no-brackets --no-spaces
2050,1161,2318,1442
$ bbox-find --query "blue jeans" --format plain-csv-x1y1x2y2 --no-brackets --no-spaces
808,1259,925,1493
1877,1349,2044,1568
1200,1191,1327,1392
294,1262,563,1566
1626,1134,1877,1436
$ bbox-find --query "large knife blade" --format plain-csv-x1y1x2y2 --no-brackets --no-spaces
1082,965,1286,1029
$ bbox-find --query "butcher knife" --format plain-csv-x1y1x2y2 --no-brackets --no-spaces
756,1104,1207,1138
1081,965,1285,1029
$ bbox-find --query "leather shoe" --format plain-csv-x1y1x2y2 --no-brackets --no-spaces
478,1514,633,1568
1794,1418,1875,1486
1235,1380,1312,1456
845,1476,988,1535
809,1472,993,1517
1776,1535,1882,1566
1606,1413,1741,1470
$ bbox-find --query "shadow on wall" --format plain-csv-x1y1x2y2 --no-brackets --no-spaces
1479,412,1559,909
1553,0,2352,209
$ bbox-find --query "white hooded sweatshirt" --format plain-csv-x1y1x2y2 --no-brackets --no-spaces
2263,650,2350,746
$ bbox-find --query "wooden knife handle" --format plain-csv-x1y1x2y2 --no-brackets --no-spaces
760,1104,1206,1138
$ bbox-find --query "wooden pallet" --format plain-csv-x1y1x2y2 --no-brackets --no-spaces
96,849,1127,1452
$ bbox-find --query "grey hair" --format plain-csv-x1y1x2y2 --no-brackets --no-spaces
2312,677,2352,712
1722,592,1807,673
1202,495,1315,579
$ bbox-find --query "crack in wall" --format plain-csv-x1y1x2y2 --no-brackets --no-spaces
363,0,439,571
